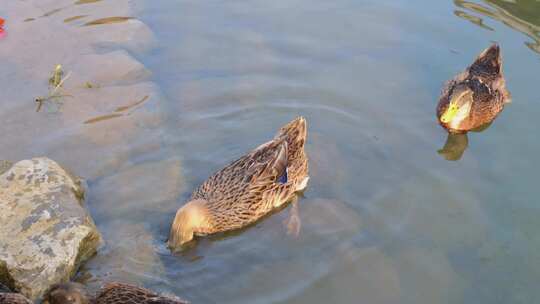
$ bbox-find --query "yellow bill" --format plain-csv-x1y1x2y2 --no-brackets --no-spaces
441,103,459,123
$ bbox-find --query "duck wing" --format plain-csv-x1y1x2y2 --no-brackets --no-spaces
469,44,501,81
249,139,288,184
468,44,511,103
192,138,289,203
273,117,308,182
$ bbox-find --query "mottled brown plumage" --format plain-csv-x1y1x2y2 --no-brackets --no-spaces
437,44,511,133
44,282,188,304
0,284,32,304
93,283,187,304
0,293,32,304
168,117,309,249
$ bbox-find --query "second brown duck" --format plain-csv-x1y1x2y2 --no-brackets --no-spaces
437,44,511,133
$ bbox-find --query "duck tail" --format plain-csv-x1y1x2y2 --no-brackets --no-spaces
275,116,307,151
471,43,502,74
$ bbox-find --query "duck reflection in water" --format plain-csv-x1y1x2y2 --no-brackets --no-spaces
438,122,492,161
436,43,510,161
438,133,469,161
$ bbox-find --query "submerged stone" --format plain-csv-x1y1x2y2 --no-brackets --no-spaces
0,158,101,301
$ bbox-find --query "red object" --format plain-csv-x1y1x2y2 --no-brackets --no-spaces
0,18,5,39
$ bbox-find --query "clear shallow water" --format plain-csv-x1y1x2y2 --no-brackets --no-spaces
134,1,539,303
2,0,540,303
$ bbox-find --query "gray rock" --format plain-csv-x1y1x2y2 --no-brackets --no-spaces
0,158,101,301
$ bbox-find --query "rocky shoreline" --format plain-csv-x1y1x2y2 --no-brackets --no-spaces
0,0,169,301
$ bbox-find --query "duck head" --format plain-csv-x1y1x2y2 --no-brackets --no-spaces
440,83,473,126
168,199,211,250
43,283,89,304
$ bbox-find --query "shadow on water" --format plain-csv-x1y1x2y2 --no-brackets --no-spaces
437,122,493,161
454,0,540,54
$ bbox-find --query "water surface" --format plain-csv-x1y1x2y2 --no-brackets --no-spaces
132,1,539,303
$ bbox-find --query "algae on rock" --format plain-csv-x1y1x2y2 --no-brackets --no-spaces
0,157,101,301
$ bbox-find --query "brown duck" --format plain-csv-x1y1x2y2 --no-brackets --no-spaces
0,283,32,304
168,117,309,249
437,44,511,133
43,282,188,304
